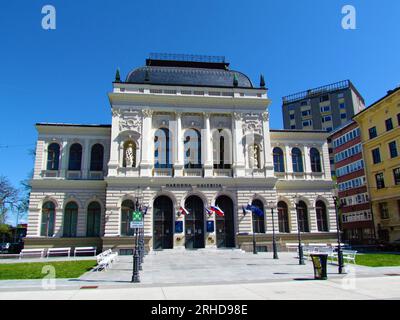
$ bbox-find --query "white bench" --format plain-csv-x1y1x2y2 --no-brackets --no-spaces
94,249,118,271
47,247,71,258
74,246,97,257
286,243,302,252
19,248,46,259
342,250,357,264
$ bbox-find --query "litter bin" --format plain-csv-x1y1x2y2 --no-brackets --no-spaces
310,253,328,280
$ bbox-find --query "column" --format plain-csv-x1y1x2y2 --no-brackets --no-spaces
285,145,293,179
261,111,274,177
174,112,184,177
82,139,90,179
232,112,245,177
108,108,121,176
140,109,153,177
303,145,312,178
203,112,213,177
60,140,68,178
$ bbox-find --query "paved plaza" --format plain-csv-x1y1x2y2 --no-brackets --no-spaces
1,249,400,299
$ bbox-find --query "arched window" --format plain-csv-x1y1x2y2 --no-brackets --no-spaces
47,143,60,171
273,147,285,172
63,202,78,237
213,130,231,169
296,201,309,232
68,143,82,171
123,141,136,168
292,147,304,173
90,144,104,171
252,199,265,233
154,128,172,168
310,148,322,173
316,200,329,232
40,201,55,237
249,144,261,169
184,129,202,168
277,201,290,233
87,202,101,237
121,200,135,236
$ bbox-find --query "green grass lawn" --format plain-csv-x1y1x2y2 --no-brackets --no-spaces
0,260,97,280
355,253,400,267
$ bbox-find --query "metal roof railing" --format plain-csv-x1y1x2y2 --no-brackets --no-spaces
282,80,351,104
148,53,226,64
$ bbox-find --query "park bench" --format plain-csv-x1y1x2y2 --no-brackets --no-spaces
74,246,97,257
46,247,71,258
342,250,357,264
286,243,301,252
19,248,46,259
93,249,118,271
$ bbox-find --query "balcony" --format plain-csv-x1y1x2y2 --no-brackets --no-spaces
213,169,232,177
41,170,60,178
153,168,174,177
117,167,139,177
66,170,82,180
88,171,105,180
183,168,203,177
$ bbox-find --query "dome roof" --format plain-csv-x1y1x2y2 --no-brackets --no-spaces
125,66,254,88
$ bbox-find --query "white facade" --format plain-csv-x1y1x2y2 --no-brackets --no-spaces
26,68,337,252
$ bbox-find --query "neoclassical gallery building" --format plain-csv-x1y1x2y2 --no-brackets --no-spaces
25,54,337,253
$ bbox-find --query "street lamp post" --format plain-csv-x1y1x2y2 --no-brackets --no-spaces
293,195,305,265
267,201,278,259
332,189,344,274
131,187,144,283
252,226,257,255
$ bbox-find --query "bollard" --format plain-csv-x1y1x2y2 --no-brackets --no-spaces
131,228,140,283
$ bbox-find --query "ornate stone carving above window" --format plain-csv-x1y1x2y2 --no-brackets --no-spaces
242,113,263,135
119,110,142,133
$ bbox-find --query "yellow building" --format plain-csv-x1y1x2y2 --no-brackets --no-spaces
354,87,400,243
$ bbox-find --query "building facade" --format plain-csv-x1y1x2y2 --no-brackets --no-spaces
282,80,365,132
354,87,400,243
330,121,375,244
25,54,337,253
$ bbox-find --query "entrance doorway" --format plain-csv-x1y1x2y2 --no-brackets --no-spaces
184,195,205,249
153,196,174,250
215,196,235,248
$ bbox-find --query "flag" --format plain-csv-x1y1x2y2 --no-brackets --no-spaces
143,206,148,215
179,206,189,215
210,205,224,217
246,204,264,217
205,207,213,216
242,205,248,216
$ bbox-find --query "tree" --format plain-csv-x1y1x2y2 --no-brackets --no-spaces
0,176,19,225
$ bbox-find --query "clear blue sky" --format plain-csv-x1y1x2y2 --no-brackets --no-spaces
0,0,399,192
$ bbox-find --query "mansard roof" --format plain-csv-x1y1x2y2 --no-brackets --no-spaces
123,54,254,89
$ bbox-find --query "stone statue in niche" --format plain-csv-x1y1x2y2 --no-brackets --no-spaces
249,144,260,169
125,142,135,167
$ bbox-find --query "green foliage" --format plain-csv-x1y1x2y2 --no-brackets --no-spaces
0,260,97,280
115,68,121,82
355,254,400,267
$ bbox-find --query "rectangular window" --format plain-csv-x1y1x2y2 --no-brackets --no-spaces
385,118,394,131
394,167,400,185
372,148,381,164
341,113,347,119
379,202,389,220
300,101,308,106
389,141,398,158
290,114,295,120
339,102,346,109
302,120,312,127
338,93,344,98
320,95,329,102
326,127,333,132
291,125,296,129
369,127,377,139
376,173,385,189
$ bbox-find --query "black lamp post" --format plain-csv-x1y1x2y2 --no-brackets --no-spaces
293,194,305,265
252,224,257,255
131,187,144,283
332,189,344,274
267,201,279,259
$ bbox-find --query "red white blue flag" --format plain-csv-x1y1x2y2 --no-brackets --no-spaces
210,205,224,217
205,207,213,216
179,206,189,215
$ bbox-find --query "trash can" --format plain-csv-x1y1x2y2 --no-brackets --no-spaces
310,253,328,280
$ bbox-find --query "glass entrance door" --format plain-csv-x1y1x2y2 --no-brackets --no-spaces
184,195,205,249
153,196,174,250
215,196,235,248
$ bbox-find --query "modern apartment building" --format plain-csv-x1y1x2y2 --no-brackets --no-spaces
282,80,365,132
354,86,400,243
330,120,375,244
